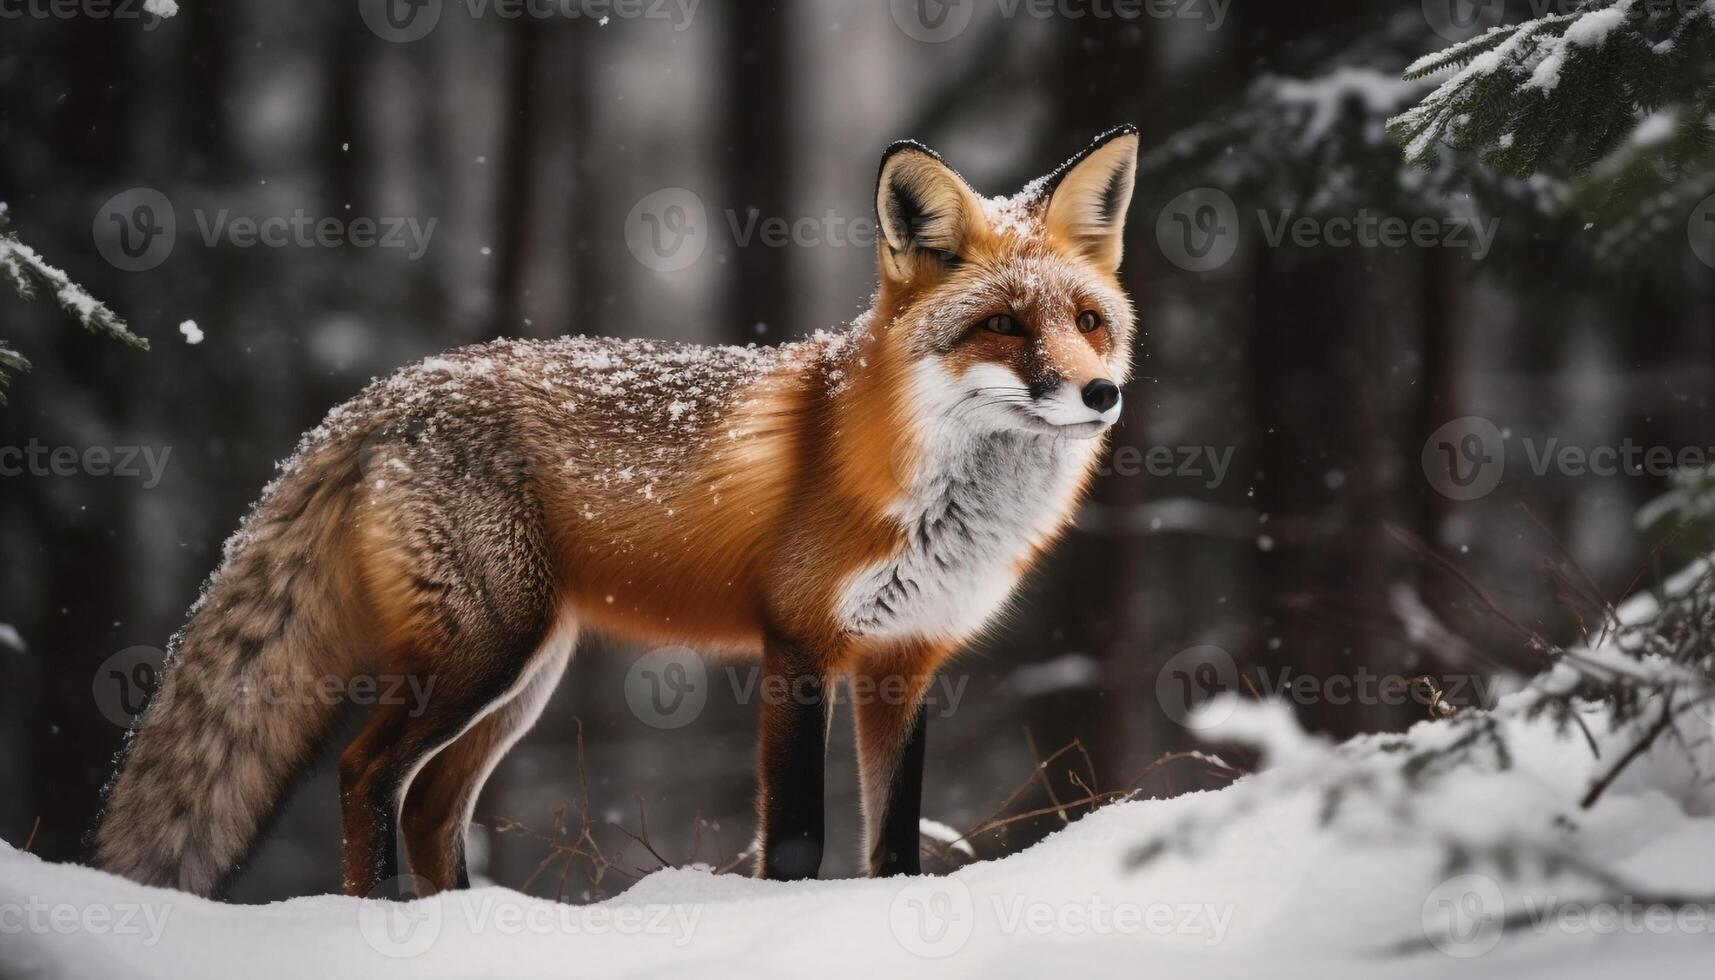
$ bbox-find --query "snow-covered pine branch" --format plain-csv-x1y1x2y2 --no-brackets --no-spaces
0,206,147,404
1131,539,1715,904
1137,14,1580,264
1389,0,1715,177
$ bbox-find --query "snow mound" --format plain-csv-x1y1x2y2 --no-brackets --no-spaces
4,691,1713,979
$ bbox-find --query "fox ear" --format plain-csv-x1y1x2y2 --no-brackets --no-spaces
1043,126,1139,271
875,141,988,285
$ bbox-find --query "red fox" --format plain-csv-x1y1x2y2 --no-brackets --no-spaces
93,126,1139,896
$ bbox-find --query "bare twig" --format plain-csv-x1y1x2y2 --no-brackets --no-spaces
1386,523,1552,667
1580,693,1677,809
1024,728,1070,824
948,744,1245,852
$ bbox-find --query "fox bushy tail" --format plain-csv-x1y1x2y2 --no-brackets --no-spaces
94,433,365,896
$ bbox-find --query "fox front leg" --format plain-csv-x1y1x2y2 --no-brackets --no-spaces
854,670,933,877
754,636,829,881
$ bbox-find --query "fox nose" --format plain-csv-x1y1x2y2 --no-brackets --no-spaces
1081,379,1120,413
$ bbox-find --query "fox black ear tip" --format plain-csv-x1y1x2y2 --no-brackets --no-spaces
880,139,942,166
1101,124,1140,142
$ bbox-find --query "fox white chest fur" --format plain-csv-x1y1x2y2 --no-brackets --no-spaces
835,363,1101,642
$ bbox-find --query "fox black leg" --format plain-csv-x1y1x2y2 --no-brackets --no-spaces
855,671,935,877
873,700,927,876
756,637,827,881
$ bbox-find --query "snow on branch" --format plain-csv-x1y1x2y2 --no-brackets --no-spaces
1389,0,1715,177
0,207,148,404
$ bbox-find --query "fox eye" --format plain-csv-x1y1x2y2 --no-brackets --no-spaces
983,314,1024,336
1076,310,1102,333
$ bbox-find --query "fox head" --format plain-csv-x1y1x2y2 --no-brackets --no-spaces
872,126,1139,441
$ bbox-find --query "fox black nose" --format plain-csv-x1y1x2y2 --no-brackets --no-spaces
1081,379,1120,413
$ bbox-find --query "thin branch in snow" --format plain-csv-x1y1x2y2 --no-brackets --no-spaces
0,209,148,403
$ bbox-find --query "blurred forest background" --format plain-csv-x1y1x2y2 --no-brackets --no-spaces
2,0,1712,900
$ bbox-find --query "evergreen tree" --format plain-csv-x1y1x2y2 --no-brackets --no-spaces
1137,12,1578,271
1389,0,1715,181
0,206,147,404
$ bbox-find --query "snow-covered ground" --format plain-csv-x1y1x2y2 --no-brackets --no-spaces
5,680,1713,980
